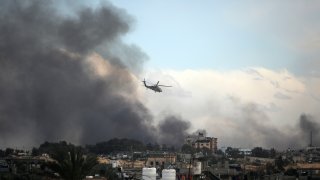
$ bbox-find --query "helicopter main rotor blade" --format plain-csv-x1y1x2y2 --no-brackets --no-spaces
158,85,172,87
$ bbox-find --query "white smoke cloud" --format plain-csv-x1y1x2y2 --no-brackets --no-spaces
139,67,320,149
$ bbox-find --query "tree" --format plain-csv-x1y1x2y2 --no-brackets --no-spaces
225,147,242,158
146,143,160,151
275,156,285,172
265,162,275,175
251,147,272,158
161,144,168,151
181,144,195,154
91,164,119,180
0,149,5,157
216,149,224,155
284,168,298,176
48,145,98,180
201,147,212,156
269,148,276,158
38,141,70,155
87,138,146,154
32,147,40,156
5,148,14,156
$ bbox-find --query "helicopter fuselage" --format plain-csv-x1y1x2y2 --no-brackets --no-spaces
146,85,162,92
143,79,171,93
143,80,162,92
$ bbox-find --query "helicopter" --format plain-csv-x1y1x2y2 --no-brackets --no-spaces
142,79,172,92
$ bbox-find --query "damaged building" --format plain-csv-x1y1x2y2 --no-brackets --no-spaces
185,132,218,153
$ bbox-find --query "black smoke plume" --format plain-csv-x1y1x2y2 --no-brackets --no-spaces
0,0,190,148
299,114,320,146
158,116,191,147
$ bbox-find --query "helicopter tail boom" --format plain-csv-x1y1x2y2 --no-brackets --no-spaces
142,79,147,87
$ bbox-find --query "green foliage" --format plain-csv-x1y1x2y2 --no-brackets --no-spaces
87,138,146,154
251,147,277,158
216,149,224,155
0,173,45,180
47,145,98,180
265,162,276,175
31,147,40,156
146,143,160,151
275,156,285,171
181,144,195,154
92,164,120,180
201,147,213,155
35,141,71,155
269,148,277,158
284,168,298,176
0,149,5,157
251,147,273,158
5,148,14,156
225,147,243,159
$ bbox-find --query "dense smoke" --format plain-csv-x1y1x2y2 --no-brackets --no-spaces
0,0,190,148
224,98,320,149
299,114,320,146
158,116,191,146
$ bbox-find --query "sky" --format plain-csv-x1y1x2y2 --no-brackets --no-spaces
93,1,320,149
104,0,320,75
1,0,320,150
106,1,320,149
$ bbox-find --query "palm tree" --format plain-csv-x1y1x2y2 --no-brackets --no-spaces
48,145,98,180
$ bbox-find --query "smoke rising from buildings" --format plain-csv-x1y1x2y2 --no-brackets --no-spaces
158,116,191,147
299,114,320,146
0,0,191,148
227,99,320,149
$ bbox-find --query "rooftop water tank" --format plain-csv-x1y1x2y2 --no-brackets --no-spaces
193,161,201,175
162,169,176,180
111,160,118,168
142,167,156,180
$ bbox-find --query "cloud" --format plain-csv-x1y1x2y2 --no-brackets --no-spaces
274,92,291,100
220,1,320,77
140,67,320,149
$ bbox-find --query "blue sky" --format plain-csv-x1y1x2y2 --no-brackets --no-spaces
102,1,305,72
73,0,320,76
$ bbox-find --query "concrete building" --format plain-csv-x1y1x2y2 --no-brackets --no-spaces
186,132,218,153
145,152,176,168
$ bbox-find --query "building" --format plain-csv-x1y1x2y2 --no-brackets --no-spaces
239,148,252,156
185,132,218,153
193,137,217,153
145,152,176,168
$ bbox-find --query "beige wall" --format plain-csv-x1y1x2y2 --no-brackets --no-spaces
146,155,176,167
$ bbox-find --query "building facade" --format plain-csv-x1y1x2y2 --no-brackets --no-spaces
186,132,218,153
145,153,176,168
